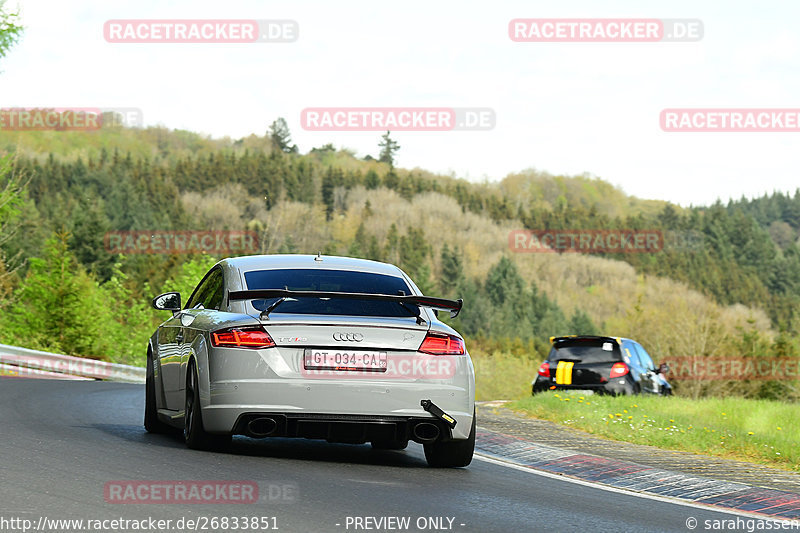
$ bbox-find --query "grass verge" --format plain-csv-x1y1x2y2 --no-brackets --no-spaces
510,391,799,472
472,350,536,401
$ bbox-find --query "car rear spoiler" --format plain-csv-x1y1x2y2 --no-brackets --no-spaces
550,335,622,344
228,289,463,318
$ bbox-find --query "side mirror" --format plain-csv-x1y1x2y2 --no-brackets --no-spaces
656,362,669,375
152,292,181,315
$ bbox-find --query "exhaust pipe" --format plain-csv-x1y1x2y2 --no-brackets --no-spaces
247,417,278,438
412,422,441,443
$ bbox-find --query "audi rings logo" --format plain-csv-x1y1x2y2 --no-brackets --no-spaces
332,332,364,342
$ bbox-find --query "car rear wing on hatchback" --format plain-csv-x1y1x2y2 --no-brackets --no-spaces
228,289,463,318
550,335,622,345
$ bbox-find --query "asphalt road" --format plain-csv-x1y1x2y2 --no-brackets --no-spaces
0,379,743,533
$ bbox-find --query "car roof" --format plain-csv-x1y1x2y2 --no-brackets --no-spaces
220,254,406,277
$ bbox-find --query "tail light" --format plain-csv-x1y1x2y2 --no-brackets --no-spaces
610,362,629,378
537,362,550,377
211,327,276,349
419,332,465,355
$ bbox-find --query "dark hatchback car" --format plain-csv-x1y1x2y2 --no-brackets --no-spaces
532,336,671,396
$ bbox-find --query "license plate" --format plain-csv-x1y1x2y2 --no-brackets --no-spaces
303,349,388,372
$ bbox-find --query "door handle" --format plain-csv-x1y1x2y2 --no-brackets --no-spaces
176,333,184,343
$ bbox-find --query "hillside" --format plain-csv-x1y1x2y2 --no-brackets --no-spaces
0,124,798,399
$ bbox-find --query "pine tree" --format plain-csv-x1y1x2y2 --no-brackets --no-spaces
569,309,599,335
439,243,464,295
384,223,400,264
268,118,298,154
0,232,110,357
378,131,400,167
364,169,381,189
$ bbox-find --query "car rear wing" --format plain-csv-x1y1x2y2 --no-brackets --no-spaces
550,335,622,345
228,289,463,318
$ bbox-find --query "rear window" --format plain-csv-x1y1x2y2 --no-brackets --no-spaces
242,268,417,317
549,339,622,363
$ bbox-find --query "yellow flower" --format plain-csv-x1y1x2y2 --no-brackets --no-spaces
777,427,782,431
615,413,622,417
748,431,754,435
623,409,628,413
669,419,674,423
579,396,584,400
586,402,591,405
608,414,614,419
627,416,633,419
721,412,726,416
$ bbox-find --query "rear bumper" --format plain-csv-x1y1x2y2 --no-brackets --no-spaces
532,377,636,396
229,412,457,444
202,379,474,440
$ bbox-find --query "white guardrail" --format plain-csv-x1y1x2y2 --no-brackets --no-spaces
0,343,145,383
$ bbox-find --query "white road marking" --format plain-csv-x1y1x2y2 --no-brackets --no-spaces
474,452,788,522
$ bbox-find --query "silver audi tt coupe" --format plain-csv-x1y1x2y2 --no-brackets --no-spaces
146,254,476,467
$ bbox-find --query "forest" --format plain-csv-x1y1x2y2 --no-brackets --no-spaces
1,121,799,399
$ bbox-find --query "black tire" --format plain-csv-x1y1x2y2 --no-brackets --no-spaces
144,350,170,434
423,410,475,468
184,360,231,451
370,438,409,450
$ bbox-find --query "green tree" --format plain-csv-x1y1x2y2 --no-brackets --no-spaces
439,243,464,295
485,256,524,307
268,117,298,154
384,223,400,264
568,309,598,335
378,131,400,167
364,169,381,189
321,166,343,219
398,228,433,293
0,155,24,289
383,169,399,190
160,255,220,300
347,222,369,258
99,263,158,366
278,236,298,254
0,232,111,357
0,1,23,62
69,195,114,281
